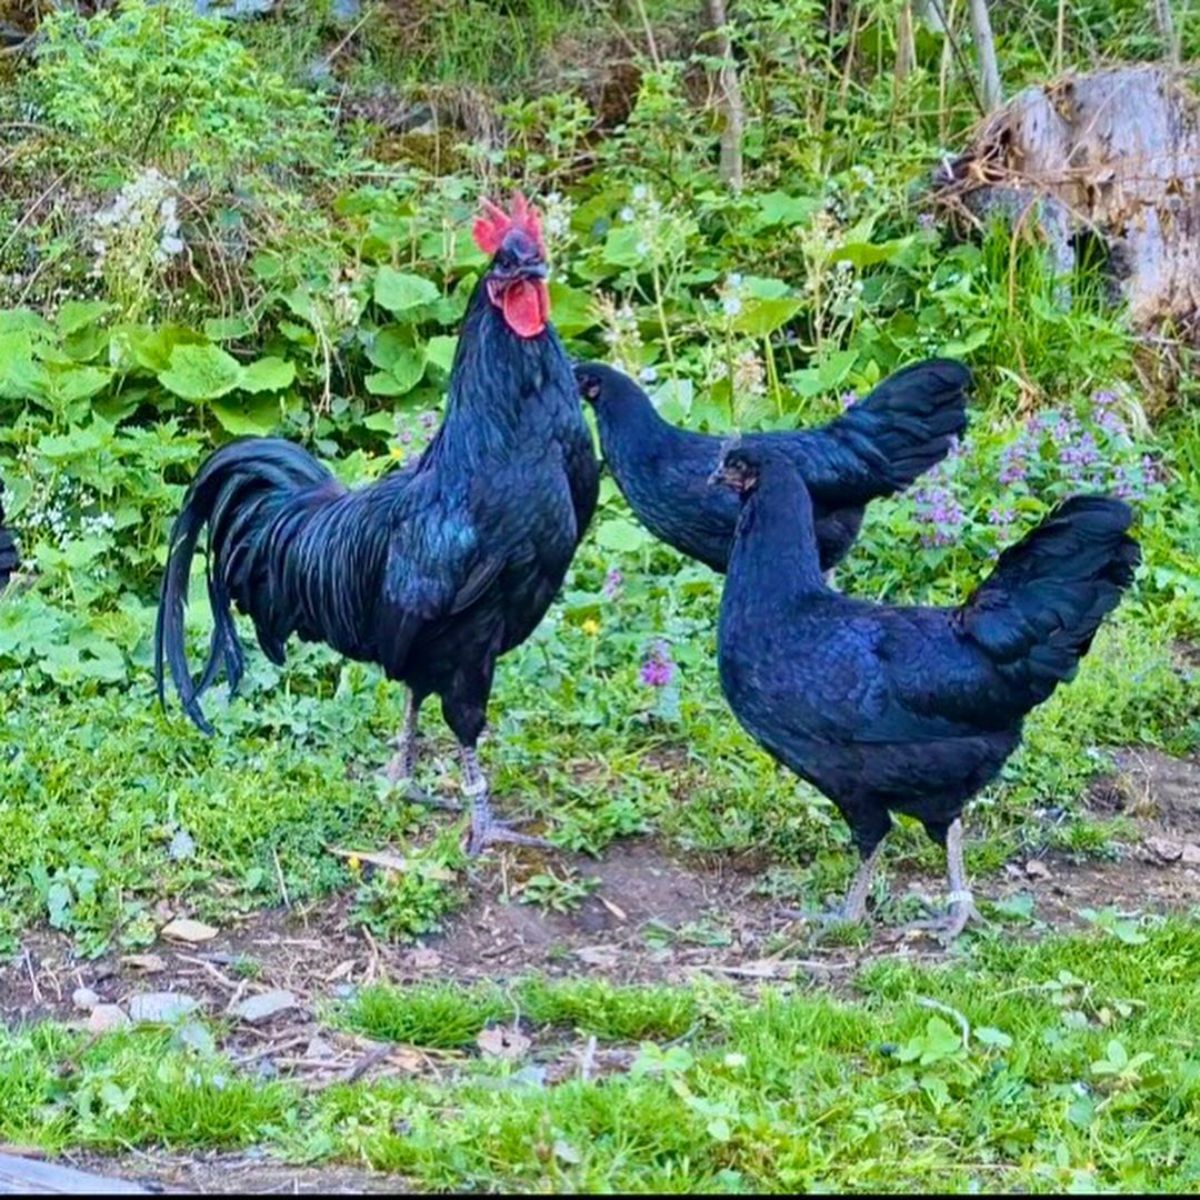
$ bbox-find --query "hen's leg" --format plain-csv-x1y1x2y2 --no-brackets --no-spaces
907,819,981,942
780,841,885,925
382,692,460,811
461,746,552,856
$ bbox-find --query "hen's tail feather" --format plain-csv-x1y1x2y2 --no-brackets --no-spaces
154,438,338,733
960,494,1140,704
838,359,972,493
0,476,20,593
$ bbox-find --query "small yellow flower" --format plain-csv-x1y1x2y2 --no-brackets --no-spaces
582,618,600,637
390,446,405,460
347,854,362,874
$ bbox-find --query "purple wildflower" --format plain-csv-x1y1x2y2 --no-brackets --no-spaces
988,504,1015,526
399,428,414,445
912,479,965,548
840,390,858,411
419,410,439,430
917,212,936,231
603,568,624,600
640,640,675,689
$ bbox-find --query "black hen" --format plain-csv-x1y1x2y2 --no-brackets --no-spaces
0,476,19,593
577,359,970,574
713,443,1139,938
156,194,599,854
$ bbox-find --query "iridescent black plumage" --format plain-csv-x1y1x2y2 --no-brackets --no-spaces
577,359,971,574
0,476,19,593
156,257,599,852
715,445,1139,936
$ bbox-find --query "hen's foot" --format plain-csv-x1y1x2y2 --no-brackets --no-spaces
904,891,982,944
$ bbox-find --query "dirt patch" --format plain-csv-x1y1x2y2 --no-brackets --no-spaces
37,1149,412,1194
3,750,1199,1040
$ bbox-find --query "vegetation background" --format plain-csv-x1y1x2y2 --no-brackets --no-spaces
0,0,1198,1191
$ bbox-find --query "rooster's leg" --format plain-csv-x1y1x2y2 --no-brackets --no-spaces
382,692,461,811
461,747,552,856
906,819,982,942
839,842,886,922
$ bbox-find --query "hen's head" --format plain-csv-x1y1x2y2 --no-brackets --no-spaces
474,192,550,339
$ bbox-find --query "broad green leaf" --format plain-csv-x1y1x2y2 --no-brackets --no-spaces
595,517,653,553
55,365,112,404
57,300,112,336
120,324,207,374
741,275,791,300
367,325,414,372
239,357,295,393
374,267,439,313
203,315,254,341
830,236,913,268
752,191,819,230
732,297,802,337
373,345,427,396
426,335,458,374
975,1027,1013,1050
602,225,646,269
210,394,281,437
363,411,397,433
548,281,598,337
158,343,243,401
0,308,54,337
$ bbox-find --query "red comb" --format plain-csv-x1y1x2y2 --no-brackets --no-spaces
472,191,546,258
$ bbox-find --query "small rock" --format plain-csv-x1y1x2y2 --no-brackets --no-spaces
129,992,200,1024
121,954,167,973
305,1036,335,1060
230,989,297,1025
72,987,100,1011
161,918,219,943
1182,844,1200,865
1146,836,1183,862
88,1004,131,1034
1024,859,1052,880
410,948,441,971
575,945,619,969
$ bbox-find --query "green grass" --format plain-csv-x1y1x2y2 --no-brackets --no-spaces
4,923,1200,1190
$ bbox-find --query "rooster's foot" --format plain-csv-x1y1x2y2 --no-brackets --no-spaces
466,817,553,857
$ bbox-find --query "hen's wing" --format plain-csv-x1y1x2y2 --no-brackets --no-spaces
760,359,971,508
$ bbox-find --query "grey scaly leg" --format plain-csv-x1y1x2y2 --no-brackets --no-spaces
462,746,552,856
780,841,885,925
382,692,460,810
839,841,886,922
907,819,981,942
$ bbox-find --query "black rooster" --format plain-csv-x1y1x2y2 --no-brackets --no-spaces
0,476,19,593
713,443,1139,939
576,359,970,575
156,194,599,854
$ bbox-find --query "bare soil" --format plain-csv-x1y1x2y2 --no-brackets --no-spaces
1,748,1197,1193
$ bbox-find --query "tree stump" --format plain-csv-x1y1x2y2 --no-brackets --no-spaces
934,65,1200,338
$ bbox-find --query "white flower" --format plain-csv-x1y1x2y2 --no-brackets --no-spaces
620,206,635,223
160,235,185,256
726,272,743,289
722,295,743,317
635,240,649,255
640,365,659,383
632,184,649,202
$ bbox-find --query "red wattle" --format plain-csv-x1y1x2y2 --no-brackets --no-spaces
501,279,550,339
